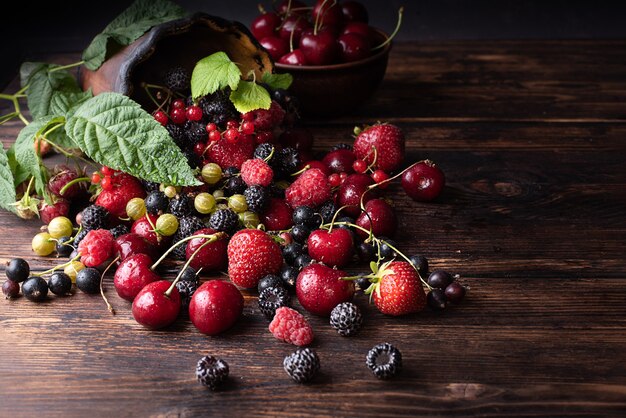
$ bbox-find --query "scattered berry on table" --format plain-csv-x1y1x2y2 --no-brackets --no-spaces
353,123,405,173
269,306,314,346
401,160,445,202
177,279,199,311
48,272,72,296
427,270,453,290
427,288,448,311
366,343,402,379
76,268,101,294
330,302,363,336
21,277,49,302
5,258,30,282
196,355,229,390
258,286,291,320
408,255,429,277
283,348,320,383
189,280,243,335
2,280,20,298
444,282,466,304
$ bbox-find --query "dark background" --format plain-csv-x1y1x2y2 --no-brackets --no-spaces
2,0,626,88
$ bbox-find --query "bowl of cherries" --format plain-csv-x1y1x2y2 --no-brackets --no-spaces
250,0,402,116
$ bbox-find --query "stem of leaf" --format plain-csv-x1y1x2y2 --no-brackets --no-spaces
49,61,85,73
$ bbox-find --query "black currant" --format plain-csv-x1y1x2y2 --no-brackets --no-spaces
335,216,355,230
294,254,312,270
76,268,101,294
356,276,371,292
280,265,298,289
427,270,453,289
258,274,284,294
292,206,317,227
356,241,377,262
282,242,303,265
144,191,169,215
445,282,466,304
5,258,30,283
55,236,74,258
408,254,429,276
2,280,20,298
379,238,398,261
427,289,447,311
48,272,73,296
291,224,311,243
22,277,48,302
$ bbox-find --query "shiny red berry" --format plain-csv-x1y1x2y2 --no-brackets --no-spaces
352,159,367,173
206,122,218,132
186,105,203,121
371,169,390,188
101,176,114,191
401,160,445,202
153,110,168,126
170,108,186,124
91,172,101,184
194,142,207,157
224,128,239,143
241,121,255,135
101,166,113,176
172,99,185,109
208,130,221,142
328,173,341,187
226,120,238,130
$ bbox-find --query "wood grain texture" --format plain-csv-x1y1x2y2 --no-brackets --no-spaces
1,40,626,417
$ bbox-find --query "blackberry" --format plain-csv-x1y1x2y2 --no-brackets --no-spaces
282,242,303,265
178,266,199,283
223,176,247,196
209,209,239,234
5,258,30,283
166,123,188,148
223,167,240,178
80,205,109,231
244,186,269,213
168,194,194,218
253,143,276,163
330,302,363,336
283,348,320,383
196,355,229,390
318,201,337,224
366,343,402,379
176,279,199,311
171,216,206,260
145,191,169,215
200,91,237,127
164,66,190,92
183,149,202,169
184,121,207,144
73,229,88,248
331,143,353,151
279,265,298,289
276,147,300,176
258,274,284,294
141,179,160,194
21,277,48,302
109,224,129,239
258,286,290,320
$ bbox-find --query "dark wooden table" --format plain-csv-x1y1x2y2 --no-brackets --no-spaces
1,40,626,417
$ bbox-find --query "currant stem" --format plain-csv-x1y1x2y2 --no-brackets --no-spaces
327,204,354,234
372,7,404,51
100,256,120,315
58,176,90,196
32,254,81,277
164,237,216,297
150,232,225,271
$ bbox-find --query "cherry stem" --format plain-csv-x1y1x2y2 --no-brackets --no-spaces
290,164,310,177
264,146,276,163
372,6,404,51
327,204,354,234
100,256,119,315
144,215,162,244
32,254,81,277
151,232,225,271
164,235,220,297
366,159,427,192
58,176,90,196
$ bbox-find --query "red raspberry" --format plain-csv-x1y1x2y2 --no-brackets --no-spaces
95,173,146,218
48,165,84,199
78,229,115,267
40,199,70,224
285,168,332,209
207,134,255,169
260,198,293,231
269,307,314,346
240,158,274,187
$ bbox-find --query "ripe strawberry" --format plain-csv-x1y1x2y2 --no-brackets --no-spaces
241,158,274,187
227,229,283,288
208,134,255,169
285,168,331,209
95,172,146,218
296,263,354,316
260,198,294,231
39,198,70,224
370,261,426,316
353,123,405,173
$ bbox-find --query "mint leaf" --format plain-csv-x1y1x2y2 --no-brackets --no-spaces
65,93,200,186
49,89,93,116
20,62,83,119
14,117,56,201
229,81,271,113
191,52,242,99
0,145,17,213
262,72,293,90
82,0,187,71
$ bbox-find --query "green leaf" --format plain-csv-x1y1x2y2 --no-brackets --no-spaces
229,80,271,113
6,146,30,187
49,89,93,116
20,62,83,119
82,0,187,71
191,52,242,99
0,145,17,213
65,93,200,186
370,261,379,274
14,117,55,201
261,72,293,90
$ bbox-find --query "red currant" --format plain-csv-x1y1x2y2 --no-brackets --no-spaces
186,105,203,121
101,176,114,191
171,99,185,109
101,166,114,176
371,169,390,188
208,130,221,142
226,120,238,130
328,173,341,187
91,172,101,184
241,112,254,122
194,142,207,157
153,110,168,126
352,159,367,173
241,121,255,135
170,108,186,124
224,128,239,143
206,122,218,132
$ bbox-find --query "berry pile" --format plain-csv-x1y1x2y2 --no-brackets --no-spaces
3,117,467,387
250,0,403,65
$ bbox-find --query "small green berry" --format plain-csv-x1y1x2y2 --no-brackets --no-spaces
213,189,225,199
32,232,55,256
163,185,178,198
194,193,216,214
47,216,73,239
239,211,260,229
201,163,223,185
156,213,179,236
228,194,248,213
64,261,85,283
126,197,146,220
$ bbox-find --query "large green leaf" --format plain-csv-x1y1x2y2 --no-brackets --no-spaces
0,145,17,213
65,93,200,186
6,145,30,187
14,117,56,201
82,0,187,71
229,80,271,113
261,72,293,90
191,52,242,99
49,89,93,116
20,62,83,119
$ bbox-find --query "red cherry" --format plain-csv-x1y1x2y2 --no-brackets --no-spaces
101,176,114,191
338,33,371,62
275,0,307,15
278,49,308,65
307,228,354,268
338,173,377,217
300,31,339,65
312,0,344,28
153,110,168,126
171,99,185,109
114,233,158,262
355,198,398,240
260,198,294,231
113,253,161,301
342,22,374,39
278,15,311,45
131,214,166,248
185,228,228,272
132,280,181,329
341,0,369,23
189,280,244,335
241,120,255,135
322,149,356,174
251,12,281,40
401,161,445,201
208,130,221,142
279,127,313,151
296,264,354,316
186,105,203,121
260,36,289,61
352,159,368,174
91,172,101,184
170,108,186,124
305,160,331,177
